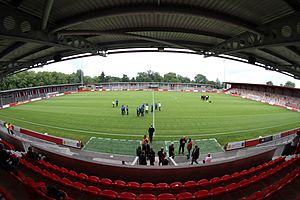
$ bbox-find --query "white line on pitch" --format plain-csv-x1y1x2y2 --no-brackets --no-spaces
0,114,299,137
82,136,95,150
152,90,155,134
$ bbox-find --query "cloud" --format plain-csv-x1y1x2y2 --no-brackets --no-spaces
32,52,300,88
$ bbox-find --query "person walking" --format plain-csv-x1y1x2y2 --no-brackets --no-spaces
168,143,175,159
126,105,129,115
187,138,193,159
179,136,187,154
148,125,155,143
191,145,200,165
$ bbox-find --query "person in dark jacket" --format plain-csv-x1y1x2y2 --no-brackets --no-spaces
168,143,175,159
179,136,187,154
191,145,200,165
148,125,155,143
157,147,165,166
139,151,147,165
149,148,155,165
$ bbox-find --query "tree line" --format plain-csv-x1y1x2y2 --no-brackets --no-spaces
0,70,224,91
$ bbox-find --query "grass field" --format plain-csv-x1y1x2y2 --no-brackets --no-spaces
0,91,299,147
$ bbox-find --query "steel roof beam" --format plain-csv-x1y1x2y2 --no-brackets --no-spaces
52,5,259,34
206,12,300,57
0,3,105,56
42,0,54,30
0,41,24,59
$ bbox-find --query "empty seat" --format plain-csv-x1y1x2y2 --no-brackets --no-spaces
127,182,140,190
87,186,101,196
114,180,126,188
141,182,155,190
156,183,170,191
118,192,137,200
221,174,231,181
225,183,239,192
59,167,68,174
100,178,112,187
238,179,251,188
138,193,156,200
101,189,118,199
176,192,195,200
157,193,176,200
61,178,72,186
209,187,227,197
184,181,198,189
68,170,78,177
198,179,209,187
170,182,183,190
78,173,88,180
210,177,221,185
72,182,86,191
89,175,100,184
194,190,209,199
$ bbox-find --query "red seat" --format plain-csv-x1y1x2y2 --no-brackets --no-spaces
209,187,226,196
138,193,156,200
100,178,112,187
87,186,101,196
225,182,239,192
118,192,137,200
156,183,170,191
78,173,88,180
176,192,195,200
247,191,264,200
101,189,118,199
141,182,155,190
59,167,68,174
68,170,78,177
50,173,61,183
157,193,175,200
198,179,209,187
127,182,140,190
184,181,198,189
170,182,183,190
61,178,72,186
231,172,240,180
114,180,126,188
88,175,100,184
210,177,221,185
72,182,86,191
221,174,231,181
238,179,251,188
194,190,209,199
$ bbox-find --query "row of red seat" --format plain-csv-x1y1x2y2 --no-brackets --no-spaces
9,171,73,200
240,165,300,200
0,186,14,200
0,139,14,150
20,155,299,199
33,156,284,192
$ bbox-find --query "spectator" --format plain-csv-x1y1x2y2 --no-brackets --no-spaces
46,186,66,200
136,146,142,157
0,143,19,171
26,146,44,161
139,151,147,165
4,122,9,134
8,123,14,135
157,147,164,166
122,161,126,165
291,131,300,154
149,148,155,165
148,125,155,143
186,138,192,159
191,145,200,165
203,153,212,164
142,135,149,144
168,143,175,159
162,153,169,165
179,136,187,154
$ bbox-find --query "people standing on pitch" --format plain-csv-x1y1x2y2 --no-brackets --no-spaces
187,138,193,159
151,104,154,112
168,143,175,159
121,105,125,115
157,147,165,166
179,136,187,154
112,100,115,108
149,148,155,165
191,145,200,165
148,124,155,143
126,105,129,115
145,103,149,114
140,105,144,117
155,103,158,110
116,99,119,107
136,106,140,117
158,102,161,111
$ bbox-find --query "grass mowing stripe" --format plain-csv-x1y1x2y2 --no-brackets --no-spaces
0,113,299,138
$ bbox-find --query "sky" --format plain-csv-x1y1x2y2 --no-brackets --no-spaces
32,52,300,88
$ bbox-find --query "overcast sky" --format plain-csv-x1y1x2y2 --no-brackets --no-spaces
32,52,300,88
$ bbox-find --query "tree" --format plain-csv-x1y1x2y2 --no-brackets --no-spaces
194,74,208,84
284,81,295,88
177,75,191,83
266,81,273,86
214,78,222,89
122,74,130,82
98,71,106,83
163,72,179,82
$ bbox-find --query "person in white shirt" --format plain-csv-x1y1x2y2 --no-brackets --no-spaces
204,153,212,164
158,102,161,111
145,104,149,113
112,100,115,108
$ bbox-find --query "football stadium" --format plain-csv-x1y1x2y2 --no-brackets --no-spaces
0,1,300,200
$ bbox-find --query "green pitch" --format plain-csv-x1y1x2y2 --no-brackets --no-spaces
0,91,299,147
